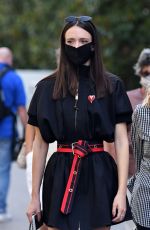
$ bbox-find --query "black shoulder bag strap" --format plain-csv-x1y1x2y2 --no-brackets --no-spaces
0,65,12,82
0,66,14,118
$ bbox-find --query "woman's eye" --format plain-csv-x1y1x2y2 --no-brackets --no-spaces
81,40,89,44
66,40,73,44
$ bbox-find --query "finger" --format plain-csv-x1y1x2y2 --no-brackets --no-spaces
120,214,125,220
112,207,121,221
112,211,125,222
112,214,120,222
36,210,41,221
112,203,117,217
112,215,120,222
120,210,126,220
26,212,33,223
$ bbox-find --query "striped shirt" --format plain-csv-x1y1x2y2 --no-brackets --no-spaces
127,104,150,227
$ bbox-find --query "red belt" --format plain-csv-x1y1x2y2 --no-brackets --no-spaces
57,140,104,215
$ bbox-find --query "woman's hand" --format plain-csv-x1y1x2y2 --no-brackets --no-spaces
112,192,126,223
26,197,41,223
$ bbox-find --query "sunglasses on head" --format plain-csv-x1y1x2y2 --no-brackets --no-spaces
65,16,92,24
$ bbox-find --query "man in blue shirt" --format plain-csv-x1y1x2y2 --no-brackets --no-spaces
0,47,27,222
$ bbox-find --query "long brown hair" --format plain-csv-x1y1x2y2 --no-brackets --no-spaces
53,18,112,99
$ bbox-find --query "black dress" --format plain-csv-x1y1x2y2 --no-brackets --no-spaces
28,65,132,230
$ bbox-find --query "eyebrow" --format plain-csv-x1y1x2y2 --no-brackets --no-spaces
66,37,91,40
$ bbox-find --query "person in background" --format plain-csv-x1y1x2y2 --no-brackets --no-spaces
127,75,150,229
25,124,35,195
23,48,60,229
127,48,150,177
27,16,132,230
104,48,150,177
25,124,48,230
0,47,27,222
24,48,60,229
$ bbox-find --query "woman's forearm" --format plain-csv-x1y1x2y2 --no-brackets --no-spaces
115,123,129,195
31,128,48,199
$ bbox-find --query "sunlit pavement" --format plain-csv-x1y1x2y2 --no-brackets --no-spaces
0,162,29,230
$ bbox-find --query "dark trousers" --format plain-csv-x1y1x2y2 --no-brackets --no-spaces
136,223,150,230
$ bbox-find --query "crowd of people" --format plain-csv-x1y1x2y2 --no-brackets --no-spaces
0,15,150,230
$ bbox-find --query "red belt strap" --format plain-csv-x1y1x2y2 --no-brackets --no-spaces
57,140,104,215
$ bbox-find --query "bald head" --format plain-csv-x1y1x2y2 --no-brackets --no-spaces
0,47,13,66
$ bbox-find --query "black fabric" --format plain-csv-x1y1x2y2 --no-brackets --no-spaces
28,66,132,143
136,223,150,230
0,65,13,120
65,42,94,66
43,151,131,229
28,65,133,230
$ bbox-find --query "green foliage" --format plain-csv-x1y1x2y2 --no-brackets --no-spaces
97,0,150,89
0,0,149,89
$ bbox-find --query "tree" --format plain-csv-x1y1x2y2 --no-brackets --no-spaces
0,0,149,89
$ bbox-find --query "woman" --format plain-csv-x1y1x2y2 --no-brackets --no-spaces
128,68,150,230
27,16,132,230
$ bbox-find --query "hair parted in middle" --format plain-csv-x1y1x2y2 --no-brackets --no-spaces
53,16,112,99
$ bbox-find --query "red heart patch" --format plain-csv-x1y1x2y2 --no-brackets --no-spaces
88,95,95,103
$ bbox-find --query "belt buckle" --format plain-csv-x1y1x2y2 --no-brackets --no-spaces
72,142,78,155
72,141,84,158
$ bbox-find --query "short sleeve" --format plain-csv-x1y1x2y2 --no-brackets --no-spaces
115,79,133,124
27,77,58,143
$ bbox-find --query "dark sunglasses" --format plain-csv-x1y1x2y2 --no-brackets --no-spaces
141,71,150,77
65,16,92,24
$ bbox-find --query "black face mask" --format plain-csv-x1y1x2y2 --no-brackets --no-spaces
65,42,94,66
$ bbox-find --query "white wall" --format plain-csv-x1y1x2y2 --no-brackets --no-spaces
16,69,57,152
17,69,52,108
